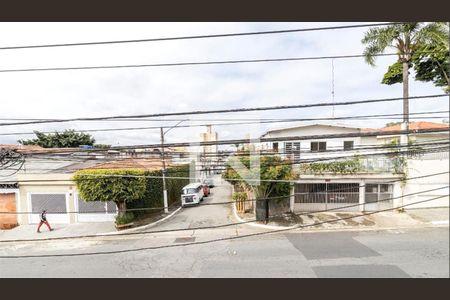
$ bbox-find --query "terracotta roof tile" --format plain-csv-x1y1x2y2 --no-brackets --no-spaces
88,158,167,170
380,121,449,132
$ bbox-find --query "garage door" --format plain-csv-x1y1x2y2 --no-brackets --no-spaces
294,183,360,212
29,193,69,224
0,193,18,229
75,194,117,222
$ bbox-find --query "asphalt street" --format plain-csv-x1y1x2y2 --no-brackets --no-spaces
0,177,448,278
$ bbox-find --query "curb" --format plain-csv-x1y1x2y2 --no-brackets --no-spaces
232,202,450,233
231,201,297,230
98,207,182,236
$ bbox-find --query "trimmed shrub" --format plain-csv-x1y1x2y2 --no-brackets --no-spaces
115,212,134,225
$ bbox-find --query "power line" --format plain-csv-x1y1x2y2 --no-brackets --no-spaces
11,150,450,182
1,50,447,74
15,127,449,154
16,145,450,177
20,141,450,170
1,183,447,244
2,112,448,136
3,110,447,122
0,53,401,74
0,194,447,258
21,137,448,161
0,94,446,127
0,23,403,51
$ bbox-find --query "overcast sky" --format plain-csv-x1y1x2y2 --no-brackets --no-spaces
0,22,448,148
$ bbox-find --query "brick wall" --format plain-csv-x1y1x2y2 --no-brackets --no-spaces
0,193,18,229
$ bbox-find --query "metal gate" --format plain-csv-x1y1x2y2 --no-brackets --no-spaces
294,183,360,212
364,184,393,211
29,193,69,224
75,194,117,222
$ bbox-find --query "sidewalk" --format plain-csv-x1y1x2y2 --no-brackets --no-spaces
0,222,116,241
0,204,182,242
234,207,449,231
405,207,449,225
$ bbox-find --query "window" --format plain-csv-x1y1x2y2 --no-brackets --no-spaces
311,141,326,152
273,142,279,152
285,142,300,160
344,141,354,150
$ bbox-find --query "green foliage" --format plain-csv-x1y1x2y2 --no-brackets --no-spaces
222,154,294,199
73,169,147,215
128,164,190,216
115,212,134,225
386,139,423,177
382,61,410,85
232,192,248,201
413,43,449,92
362,22,449,90
385,121,402,127
19,129,95,148
301,158,361,175
73,165,190,222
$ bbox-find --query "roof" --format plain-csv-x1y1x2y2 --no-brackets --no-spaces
87,158,165,170
262,123,365,137
379,121,449,132
0,144,44,153
183,182,203,189
261,121,449,137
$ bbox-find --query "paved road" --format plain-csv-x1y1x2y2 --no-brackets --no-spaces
0,177,448,277
0,226,448,278
153,175,235,231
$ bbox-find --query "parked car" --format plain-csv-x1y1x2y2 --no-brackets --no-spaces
203,178,215,188
202,184,210,197
181,183,204,207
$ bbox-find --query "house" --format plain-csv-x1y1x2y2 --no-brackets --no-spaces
258,122,449,213
1,144,175,227
1,144,49,229
14,156,173,226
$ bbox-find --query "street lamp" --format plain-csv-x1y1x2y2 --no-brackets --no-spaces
160,119,187,213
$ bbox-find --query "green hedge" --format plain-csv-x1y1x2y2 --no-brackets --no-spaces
73,164,190,218
127,164,190,215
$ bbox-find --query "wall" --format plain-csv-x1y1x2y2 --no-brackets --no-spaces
261,125,367,160
17,174,75,225
400,157,450,209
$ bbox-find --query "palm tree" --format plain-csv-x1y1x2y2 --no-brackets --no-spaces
362,22,448,124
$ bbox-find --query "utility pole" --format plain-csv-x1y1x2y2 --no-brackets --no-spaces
160,127,169,213
160,119,187,214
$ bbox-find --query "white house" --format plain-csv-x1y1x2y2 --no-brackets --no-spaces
258,121,449,212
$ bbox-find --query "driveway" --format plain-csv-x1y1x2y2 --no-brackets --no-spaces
150,175,235,231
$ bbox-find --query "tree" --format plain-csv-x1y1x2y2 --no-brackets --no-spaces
381,29,450,92
385,121,402,127
222,153,294,199
73,169,147,217
362,22,449,123
413,42,449,92
18,129,95,148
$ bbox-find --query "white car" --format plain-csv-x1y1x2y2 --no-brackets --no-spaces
203,178,215,188
181,183,204,207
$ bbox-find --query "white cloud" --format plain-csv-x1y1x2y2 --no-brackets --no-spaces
0,22,447,147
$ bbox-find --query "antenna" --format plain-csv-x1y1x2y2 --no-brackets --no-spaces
331,58,335,118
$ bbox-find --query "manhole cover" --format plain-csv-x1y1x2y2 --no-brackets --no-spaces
174,237,196,243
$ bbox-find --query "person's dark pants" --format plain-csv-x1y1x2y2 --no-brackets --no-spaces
37,220,52,232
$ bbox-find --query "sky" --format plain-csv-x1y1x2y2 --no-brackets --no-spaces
0,22,448,149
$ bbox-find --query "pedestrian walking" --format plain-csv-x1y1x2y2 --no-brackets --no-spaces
37,210,52,233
